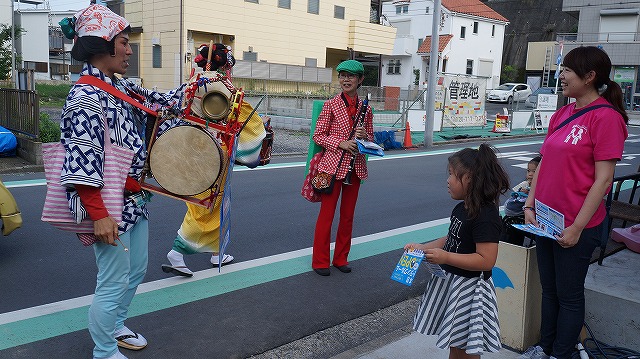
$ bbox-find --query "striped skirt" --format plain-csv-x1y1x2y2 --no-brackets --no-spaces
413,272,502,355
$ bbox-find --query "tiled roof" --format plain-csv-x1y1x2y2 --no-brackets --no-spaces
417,34,454,54
442,0,509,22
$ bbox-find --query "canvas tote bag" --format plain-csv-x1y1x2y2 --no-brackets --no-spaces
41,81,134,233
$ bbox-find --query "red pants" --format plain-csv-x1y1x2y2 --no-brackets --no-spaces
312,173,361,269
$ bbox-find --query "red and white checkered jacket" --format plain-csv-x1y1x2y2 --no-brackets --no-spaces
313,93,374,181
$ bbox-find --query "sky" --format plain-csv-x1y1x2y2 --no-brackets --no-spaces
15,0,98,12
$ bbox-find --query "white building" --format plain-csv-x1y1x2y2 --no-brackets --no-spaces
380,0,508,90
13,9,50,81
5,7,86,82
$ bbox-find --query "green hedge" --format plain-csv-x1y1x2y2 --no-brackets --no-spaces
38,112,61,143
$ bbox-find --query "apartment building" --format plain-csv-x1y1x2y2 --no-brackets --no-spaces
527,0,640,110
113,0,396,91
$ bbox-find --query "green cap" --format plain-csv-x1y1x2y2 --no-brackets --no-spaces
336,60,364,75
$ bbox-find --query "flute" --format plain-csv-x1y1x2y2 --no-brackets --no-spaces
343,94,370,185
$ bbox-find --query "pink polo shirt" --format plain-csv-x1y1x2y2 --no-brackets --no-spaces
537,97,627,228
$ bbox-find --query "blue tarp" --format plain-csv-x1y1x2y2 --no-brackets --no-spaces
374,131,403,150
0,126,17,157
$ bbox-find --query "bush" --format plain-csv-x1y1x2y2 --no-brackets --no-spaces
37,83,71,108
38,112,61,143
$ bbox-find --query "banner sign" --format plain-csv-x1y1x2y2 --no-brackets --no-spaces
441,74,486,127
536,94,558,110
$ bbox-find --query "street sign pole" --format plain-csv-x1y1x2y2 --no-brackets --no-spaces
424,0,441,148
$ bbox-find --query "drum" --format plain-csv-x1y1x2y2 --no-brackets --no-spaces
190,73,232,121
149,126,226,196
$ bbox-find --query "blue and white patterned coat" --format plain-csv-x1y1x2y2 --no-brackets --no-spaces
60,64,184,234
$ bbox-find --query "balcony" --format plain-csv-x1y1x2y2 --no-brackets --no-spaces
557,32,640,66
557,32,640,43
349,20,397,55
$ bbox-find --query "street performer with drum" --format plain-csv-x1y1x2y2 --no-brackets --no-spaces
160,43,268,277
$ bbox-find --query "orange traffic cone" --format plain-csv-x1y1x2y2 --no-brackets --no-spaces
403,121,414,148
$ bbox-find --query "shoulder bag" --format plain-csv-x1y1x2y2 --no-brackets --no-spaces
550,104,614,135
41,76,137,234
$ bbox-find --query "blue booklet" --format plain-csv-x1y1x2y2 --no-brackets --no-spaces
391,249,424,286
356,139,384,157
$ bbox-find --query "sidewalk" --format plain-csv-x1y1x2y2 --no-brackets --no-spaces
348,332,518,359
0,155,43,175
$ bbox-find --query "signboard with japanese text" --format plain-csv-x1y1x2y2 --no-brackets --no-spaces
440,74,487,127
536,94,558,110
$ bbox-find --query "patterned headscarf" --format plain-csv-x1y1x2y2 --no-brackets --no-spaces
63,4,129,41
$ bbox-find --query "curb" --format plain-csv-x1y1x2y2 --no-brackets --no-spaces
0,164,44,175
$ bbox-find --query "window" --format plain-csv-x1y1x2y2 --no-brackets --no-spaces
442,58,448,73
473,22,479,34
466,59,473,75
245,0,258,3
107,1,124,16
25,61,49,73
491,25,495,37
395,5,408,14
308,0,319,14
128,43,139,77
334,5,345,19
305,58,317,67
152,45,162,68
50,63,68,75
460,26,466,39
417,38,423,50
278,0,290,8
243,51,258,61
387,59,401,75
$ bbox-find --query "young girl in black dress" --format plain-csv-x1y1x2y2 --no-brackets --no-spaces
405,143,510,358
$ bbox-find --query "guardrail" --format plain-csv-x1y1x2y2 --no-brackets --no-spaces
557,32,640,43
0,88,40,138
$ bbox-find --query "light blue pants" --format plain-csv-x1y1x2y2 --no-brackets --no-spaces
89,219,148,359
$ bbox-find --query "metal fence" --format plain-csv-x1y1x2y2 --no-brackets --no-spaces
241,83,423,124
0,88,40,138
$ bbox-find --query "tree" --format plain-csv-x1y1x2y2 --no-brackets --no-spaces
0,24,25,81
501,64,519,83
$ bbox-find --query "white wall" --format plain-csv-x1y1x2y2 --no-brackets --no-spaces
0,3,11,26
380,0,506,90
381,0,435,89
447,15,505,89
15,10,49,64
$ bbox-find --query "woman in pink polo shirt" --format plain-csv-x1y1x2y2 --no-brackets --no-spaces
519,46,628,359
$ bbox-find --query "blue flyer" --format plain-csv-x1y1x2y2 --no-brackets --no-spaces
391,249,424,286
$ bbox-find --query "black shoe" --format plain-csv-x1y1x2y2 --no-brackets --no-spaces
314,268,330,276
334,265,351,273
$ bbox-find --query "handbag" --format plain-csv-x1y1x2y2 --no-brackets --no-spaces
41,77,135,235
311,148,348,194
311,171,336,194
259,118,274,166
301,152,323,202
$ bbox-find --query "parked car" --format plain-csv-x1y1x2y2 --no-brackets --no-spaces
524,87,557,109
487,83,532,104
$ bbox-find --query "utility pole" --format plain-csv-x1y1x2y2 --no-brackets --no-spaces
424,0,441,148
11,0,18,88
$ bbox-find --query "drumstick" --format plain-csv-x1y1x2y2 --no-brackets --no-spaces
116,236,129,251
205,40,214,71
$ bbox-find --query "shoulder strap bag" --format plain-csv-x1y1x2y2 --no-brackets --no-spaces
550,104,615,135
41,76,137,243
